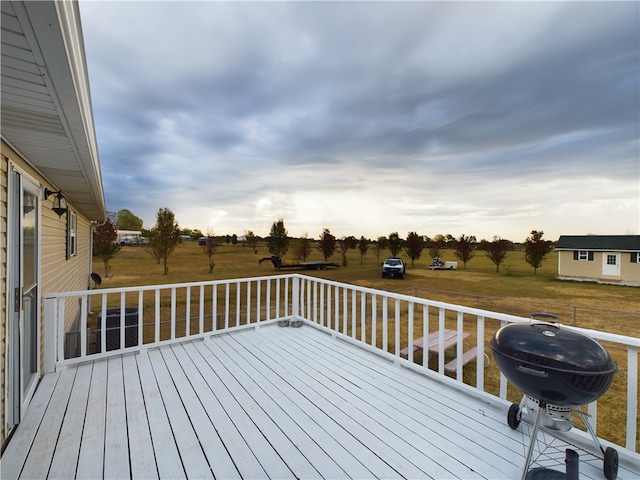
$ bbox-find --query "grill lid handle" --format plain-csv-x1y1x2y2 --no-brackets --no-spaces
516,365,549,377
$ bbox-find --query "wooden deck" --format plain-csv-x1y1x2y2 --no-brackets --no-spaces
2,324,638,479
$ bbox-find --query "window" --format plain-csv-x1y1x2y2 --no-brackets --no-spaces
606,254,617,266
631,252,639,263
68,211,77,258
573,250,593,261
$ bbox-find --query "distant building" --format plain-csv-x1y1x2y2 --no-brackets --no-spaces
556,235,640,286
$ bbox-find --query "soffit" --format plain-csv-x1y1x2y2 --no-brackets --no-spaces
1,0,106,220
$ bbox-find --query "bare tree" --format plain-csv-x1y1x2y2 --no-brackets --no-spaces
202,233,218,273
295,234,312,262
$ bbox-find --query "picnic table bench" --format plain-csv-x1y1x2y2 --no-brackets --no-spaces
400,329,478,370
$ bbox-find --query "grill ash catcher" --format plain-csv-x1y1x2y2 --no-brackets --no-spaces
490,314,619,480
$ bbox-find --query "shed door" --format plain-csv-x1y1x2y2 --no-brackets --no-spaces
602,252,620,277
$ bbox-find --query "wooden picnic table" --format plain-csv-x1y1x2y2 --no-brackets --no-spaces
413,328,471,354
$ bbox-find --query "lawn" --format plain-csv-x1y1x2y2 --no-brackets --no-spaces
94,240,639,448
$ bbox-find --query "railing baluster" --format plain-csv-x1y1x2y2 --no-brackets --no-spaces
438,308,446,374
236,282,241,327
360,291,366,343
80,296,88,357
154,289,160,343
138,290,144,347
382,296,388,352
185,286,191,337
371,294,377,348
199,285,204,334
120,291,126,348
394,299,401,357
171,287,177,340
407,301,414,363
626,344,638,451
246,281,251,326
476,315,485,390
422,305,429,368
212,284,217,332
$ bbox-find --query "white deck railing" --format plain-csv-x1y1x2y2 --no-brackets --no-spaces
44,273,639,454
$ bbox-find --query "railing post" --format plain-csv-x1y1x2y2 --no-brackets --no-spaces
43,297,57,373
292,275,300,321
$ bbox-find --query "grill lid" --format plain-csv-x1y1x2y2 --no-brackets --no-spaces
490,322,616,374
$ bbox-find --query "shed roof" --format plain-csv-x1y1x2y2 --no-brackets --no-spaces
556,235,640,251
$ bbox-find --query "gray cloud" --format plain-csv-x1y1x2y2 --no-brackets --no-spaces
81,0,639,239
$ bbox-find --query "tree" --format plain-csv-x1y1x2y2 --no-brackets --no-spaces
486,236,512,272
525,230,553,274
92,218,120,276
116,209,143,230
317,228,337,261
201,234,218,273
375,236,388,263
245,231,258,254
404,231,424,266
388,232,403,257
266,219,289,257
301,234,314,261
428,234,446,261
454,234,476,269
358,236,369,266
339,237,350,267
146,207,182,274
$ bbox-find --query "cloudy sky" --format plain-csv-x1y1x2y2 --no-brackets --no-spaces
79,1,639,241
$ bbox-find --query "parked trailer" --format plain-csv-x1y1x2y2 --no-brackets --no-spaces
259,256,340,271
428,258,458,270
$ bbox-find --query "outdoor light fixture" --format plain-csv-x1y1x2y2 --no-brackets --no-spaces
44,188,68,217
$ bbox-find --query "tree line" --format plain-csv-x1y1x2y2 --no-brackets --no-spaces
93,209,553,276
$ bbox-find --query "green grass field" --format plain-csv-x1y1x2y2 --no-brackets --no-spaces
95,240,639,448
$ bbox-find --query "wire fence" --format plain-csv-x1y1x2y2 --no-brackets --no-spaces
391,285,639,331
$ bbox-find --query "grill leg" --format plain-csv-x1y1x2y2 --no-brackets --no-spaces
521,402,545,480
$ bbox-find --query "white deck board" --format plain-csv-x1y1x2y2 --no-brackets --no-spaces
121,353,158,480
18,367,76,479
47,363,92,479
2,324,638,480
104,356,131,480
76,359,107,479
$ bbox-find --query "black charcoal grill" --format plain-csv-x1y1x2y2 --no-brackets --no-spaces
490,317,619,480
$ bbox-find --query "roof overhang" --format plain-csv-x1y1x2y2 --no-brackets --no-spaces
1,0,106,220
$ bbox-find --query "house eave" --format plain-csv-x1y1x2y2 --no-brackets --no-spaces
1,0,106,220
